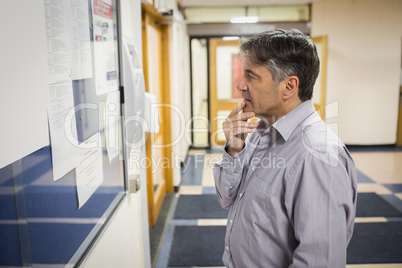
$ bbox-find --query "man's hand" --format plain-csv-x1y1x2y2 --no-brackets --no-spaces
223,101,257,157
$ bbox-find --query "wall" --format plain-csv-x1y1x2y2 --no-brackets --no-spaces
81,0,151,267
81,192,146,267
311,0,402,145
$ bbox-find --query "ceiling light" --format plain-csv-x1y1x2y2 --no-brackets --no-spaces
230,16,259,24
222,36,240,41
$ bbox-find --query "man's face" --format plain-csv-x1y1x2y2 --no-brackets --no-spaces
236,57,283,121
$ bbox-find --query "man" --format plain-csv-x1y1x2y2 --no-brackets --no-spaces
213,29,357,267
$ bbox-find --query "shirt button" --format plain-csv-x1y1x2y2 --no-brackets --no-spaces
230,219,233,224
230,162,233,165
251,167,255,171
226,246,229,250
239,193,243,197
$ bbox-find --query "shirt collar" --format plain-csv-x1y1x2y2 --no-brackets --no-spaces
273,100,316,141
255,100,316,142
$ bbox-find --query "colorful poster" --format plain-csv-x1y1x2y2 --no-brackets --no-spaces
92,0,118,96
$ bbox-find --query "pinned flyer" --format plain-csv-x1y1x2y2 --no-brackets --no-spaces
48,81,81,181
104,92,120,162
76,133,103,209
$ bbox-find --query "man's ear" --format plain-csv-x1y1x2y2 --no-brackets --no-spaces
282,76,299,100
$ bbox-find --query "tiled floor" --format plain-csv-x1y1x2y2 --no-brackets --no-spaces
154,148,402,268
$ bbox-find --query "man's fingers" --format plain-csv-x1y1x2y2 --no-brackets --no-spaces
231,112,255,122
223,120,257,129
223,119,257,131
223,121,258,134
228,100,245,117
223,123,255,136
224,101,257,146
231,126,255,136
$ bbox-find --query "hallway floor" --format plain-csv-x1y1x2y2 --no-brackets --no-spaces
153,147,402,268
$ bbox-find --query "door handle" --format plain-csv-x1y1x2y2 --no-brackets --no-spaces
129,174,141,193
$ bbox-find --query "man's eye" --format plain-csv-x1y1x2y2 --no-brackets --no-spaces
248,73,255,79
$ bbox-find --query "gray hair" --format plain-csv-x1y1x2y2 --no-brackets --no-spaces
239,29,320,102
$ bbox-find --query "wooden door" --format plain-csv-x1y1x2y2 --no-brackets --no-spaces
209,38,244,146
142,7,173,226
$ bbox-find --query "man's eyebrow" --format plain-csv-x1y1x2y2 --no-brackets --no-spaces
244,69,261,79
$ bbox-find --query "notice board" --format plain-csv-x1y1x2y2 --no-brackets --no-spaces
0,0,126,266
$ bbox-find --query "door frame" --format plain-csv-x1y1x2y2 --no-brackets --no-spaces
397,86,402,146
311,35,328,120
189,37,211,148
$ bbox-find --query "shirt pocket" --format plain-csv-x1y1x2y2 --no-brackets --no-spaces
243,173,274,226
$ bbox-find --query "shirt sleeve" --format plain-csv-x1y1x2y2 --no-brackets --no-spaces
213,142,246,209
286,152,357,267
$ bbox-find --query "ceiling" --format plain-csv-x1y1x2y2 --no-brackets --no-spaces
180,0,315,7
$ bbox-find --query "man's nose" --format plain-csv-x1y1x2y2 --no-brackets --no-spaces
236,75,247,91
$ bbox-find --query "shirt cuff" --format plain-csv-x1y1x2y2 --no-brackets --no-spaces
219,143,245,175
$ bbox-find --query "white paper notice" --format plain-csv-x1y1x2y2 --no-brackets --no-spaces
0,1,50,169
71,0,93,80
48,81,81,181
76,133,104,209
104,92,120,162
92,0,118,95
44,0,72,84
